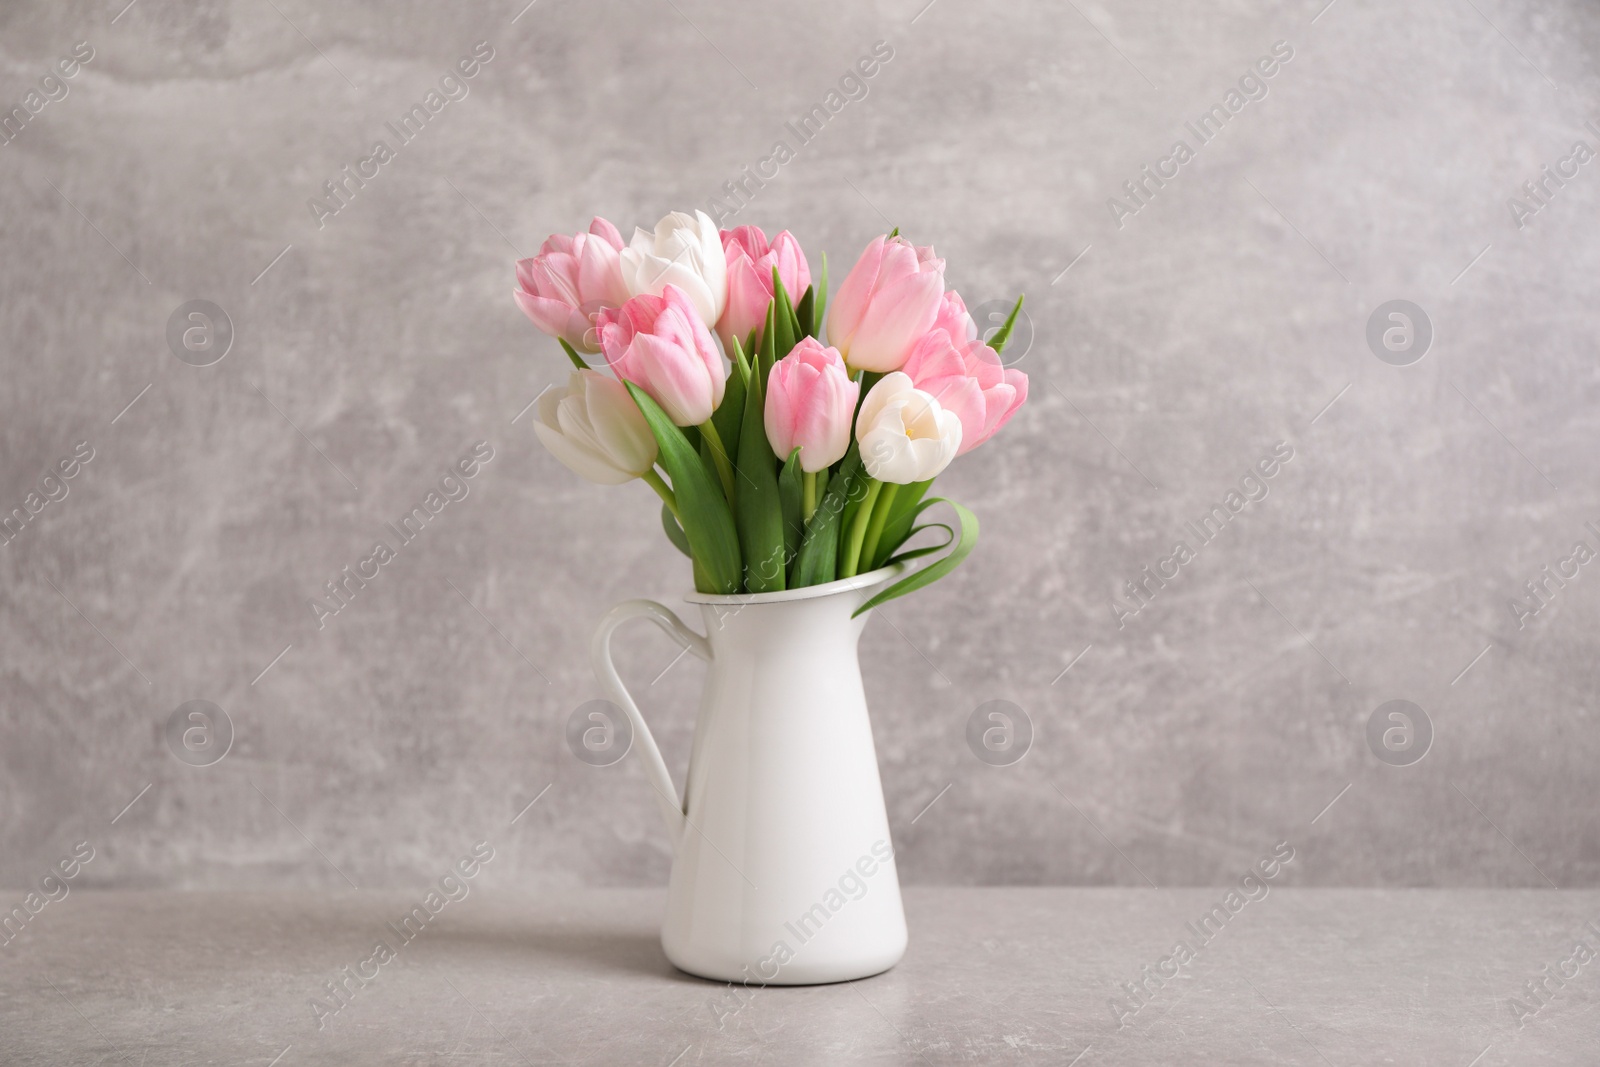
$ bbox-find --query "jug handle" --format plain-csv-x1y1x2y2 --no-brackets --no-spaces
590,599,711,855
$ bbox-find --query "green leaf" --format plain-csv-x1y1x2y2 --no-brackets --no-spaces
986,294,1025,355
853,498,978,616
796,285,815,340
735,359,786,592
699,434,718,488
729,335,752,388
626,383,742,593
783,281,804,351
758,300,778,387
887,226,899,239
558,338,590,370
770,267,797,361
712,336,749,465
793,447,861,587
884,522,955,564
661,503,691,557
815,252,828,339
778,447,804,575
868,478,931,571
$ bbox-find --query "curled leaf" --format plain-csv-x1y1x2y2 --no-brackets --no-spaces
853,497,978,616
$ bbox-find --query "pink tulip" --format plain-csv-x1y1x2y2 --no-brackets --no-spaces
826,235,946,373
901,328,1028,455
514,217,628,353
933,290,978,343
597,285,726,427
764,338,859,472
717,226,811,353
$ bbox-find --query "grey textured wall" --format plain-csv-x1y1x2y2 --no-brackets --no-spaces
2,0,1597,893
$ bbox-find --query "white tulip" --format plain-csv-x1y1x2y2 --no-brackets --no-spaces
855,372,963,484
619,209,728,328
533,370,658,485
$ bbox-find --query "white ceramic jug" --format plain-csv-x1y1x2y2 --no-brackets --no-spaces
591,565,908,985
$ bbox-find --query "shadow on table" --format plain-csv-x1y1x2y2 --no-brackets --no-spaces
426,923,716,985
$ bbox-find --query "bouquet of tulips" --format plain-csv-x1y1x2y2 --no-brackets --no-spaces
514,210,1028,613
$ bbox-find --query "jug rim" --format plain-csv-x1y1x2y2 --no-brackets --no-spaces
682,563,906,606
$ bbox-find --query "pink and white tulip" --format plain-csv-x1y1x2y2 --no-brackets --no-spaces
855,372,962,483
902,330,1028,455
764,338,858,473
513,218,628,353
596,285,725,427
533,370,658,485
826,235,946,373
718,225,811,352
620,210,728,329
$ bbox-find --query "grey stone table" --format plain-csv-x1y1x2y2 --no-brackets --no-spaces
3,889,1597,1065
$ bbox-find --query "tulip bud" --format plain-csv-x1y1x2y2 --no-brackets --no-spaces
764,338,858,473
902,328,1028,455
718,226,811,352
855,372,962,484
597,285,726,427
513,218,628,353
532,370,658,484
827,235,946,373
619,210,728,329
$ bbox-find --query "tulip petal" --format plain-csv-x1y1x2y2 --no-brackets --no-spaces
631,332,715,426
826,235,887,352
538,232,575,257
534,419,635,484
985,369,1029,440
533,385,636,486
514,289,592,350
934,290,977,342
719,252,771,350
856,373,962,482
588,216,624,249
773,231,811,287
576,233,628,309
962,340,1006,388
584,373,657,474
903,328,970,383
849,268,943,371
931,377,986,455
517,222,646,356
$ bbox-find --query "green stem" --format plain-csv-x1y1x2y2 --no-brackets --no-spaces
698,419,737,507
641,468,679,522
802,470,818,522
859,481,900,573
840,478,883,578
